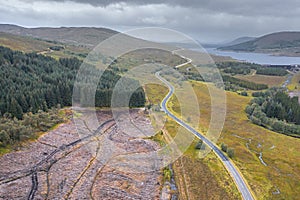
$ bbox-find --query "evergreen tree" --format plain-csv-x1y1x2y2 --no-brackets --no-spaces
9,98,23,119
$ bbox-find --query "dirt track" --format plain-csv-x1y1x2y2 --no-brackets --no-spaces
0,109,162,199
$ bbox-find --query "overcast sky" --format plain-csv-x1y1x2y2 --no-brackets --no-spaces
1,0,300,43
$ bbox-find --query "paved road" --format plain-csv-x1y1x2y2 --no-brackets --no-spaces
172,48,192,69
155,71,254,200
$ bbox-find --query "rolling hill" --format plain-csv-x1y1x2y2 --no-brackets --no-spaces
224,36,256,46
202,36,256,48
0,24,176,59
0,24,118,49
219,31,300,56
0,31,90,59
0,24,234,63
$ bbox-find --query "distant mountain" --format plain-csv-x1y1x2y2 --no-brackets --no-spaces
202,37,256,48
0,24,234,63
0,24,118,48
219,31,300,56
224,36,256,46
0,24,182,53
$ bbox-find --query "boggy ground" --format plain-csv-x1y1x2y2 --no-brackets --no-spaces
0,109,163,200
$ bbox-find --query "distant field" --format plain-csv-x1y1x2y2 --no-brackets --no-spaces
169,81,300,199
210,54,236,63
235,74,286,87
0,32,53,52
288,72,300,91
0,32,89,59
110,49,186,73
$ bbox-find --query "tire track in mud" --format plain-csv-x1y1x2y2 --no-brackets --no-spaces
28,171,38,200
1,110,161,200
89,123,158,200
44,143,85,200
63,123,116,199
0,119,115,200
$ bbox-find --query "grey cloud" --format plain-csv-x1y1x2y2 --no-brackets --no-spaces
23,0,300,12
20,0,300,18
1,0,300,43
21,0,300,18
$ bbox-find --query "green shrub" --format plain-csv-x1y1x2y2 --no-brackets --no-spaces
221,143,228,152
227,148,235,158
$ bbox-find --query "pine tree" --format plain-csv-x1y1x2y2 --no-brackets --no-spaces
18,94,29,113
9,98,23,119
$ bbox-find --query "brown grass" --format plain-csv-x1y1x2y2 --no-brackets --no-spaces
0,32,89,59
0,32,52,52
177,81,300,199
145,82,241,199
235,74,286,87
152,78,300,199
288,72,300,91
173,153,241,200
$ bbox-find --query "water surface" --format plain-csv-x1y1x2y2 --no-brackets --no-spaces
202,48,300,65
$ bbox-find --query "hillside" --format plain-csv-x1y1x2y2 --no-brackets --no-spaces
202,37,256,48
224,36,256,46
0,32,55,52
0,32,89,59
219,31,300,56
0,46,145,119
0,25,180,61
0,24,118,49
0,24,235,64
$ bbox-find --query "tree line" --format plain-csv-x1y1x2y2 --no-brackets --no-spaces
246,88,300,137
222,75,268,90
0,108,64,148
256,67,288,76
180,63,268,91
216,62,255,75
217,61,288,76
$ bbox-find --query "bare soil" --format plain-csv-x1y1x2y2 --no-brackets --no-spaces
0,109,162,200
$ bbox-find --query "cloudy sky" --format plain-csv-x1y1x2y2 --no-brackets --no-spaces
1,0,300,43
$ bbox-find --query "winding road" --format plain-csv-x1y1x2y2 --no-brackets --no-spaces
155,71,254,200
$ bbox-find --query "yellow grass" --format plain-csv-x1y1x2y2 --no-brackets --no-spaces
287,72,300,91
0,32,89,59
144,83,241,199
235,74,286,87
0,32,52,52
146,78,300,199
0,146,12,156
172,81,300,199
144,84,168,105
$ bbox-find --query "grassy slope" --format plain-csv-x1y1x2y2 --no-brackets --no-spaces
0,24,118,49
145,83,241,199
235,74,286,87
219,31,300,56
0,32,53,52
0,32,89,59
171,81,300,199
288,72,300,91
146,78,300,199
